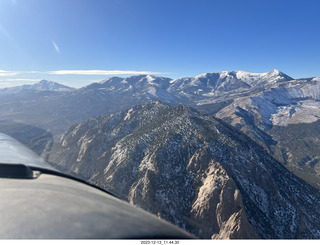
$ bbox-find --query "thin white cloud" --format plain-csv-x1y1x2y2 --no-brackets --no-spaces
52,41,60,54
47,70,161,75
0,70,19,76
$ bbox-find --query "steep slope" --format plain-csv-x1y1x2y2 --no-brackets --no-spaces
49,101,320,239
215,77,320,189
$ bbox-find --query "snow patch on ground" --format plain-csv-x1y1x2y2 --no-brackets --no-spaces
271,101,320,125
124,108,134,121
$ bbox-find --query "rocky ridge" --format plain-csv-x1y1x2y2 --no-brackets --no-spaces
49,101,320,239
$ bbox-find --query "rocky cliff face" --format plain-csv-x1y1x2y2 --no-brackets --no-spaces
49,101,320,239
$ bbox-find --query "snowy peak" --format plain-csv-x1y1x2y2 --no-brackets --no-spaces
122,74,172,88
85,75,172,90
173,69,291,87
262,69,293,82
72,69,297,107
0,80,74,94
80,75,176,103
215,69,291,85
195,69,292,85
264,68,291,78
167,69,294,104
311,77,320,82
266,68,281,76
32,80,74,91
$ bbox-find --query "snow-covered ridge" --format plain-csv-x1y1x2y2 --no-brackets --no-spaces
171,69,291,86
33,80,74,91
0,69,296,98
166,69,294,106
0,80,74,94
72,69,294,95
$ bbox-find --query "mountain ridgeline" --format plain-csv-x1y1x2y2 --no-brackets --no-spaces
1,70,320,189
2,70,320,238
49,101,320,239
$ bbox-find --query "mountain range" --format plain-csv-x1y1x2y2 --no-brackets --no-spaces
1,69,320,238
0,69,319,189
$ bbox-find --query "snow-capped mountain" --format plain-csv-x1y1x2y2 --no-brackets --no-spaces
168,69,293,104
32,80,74,91
49,101,320,239
72,69,293,108
0,80,74,94
81,74,176,102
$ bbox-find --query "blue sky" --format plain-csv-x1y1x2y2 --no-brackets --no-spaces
0,0,319,88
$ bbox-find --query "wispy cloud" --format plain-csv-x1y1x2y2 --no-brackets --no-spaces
0,70,20,76
47,70,162,75
52,41,60,54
